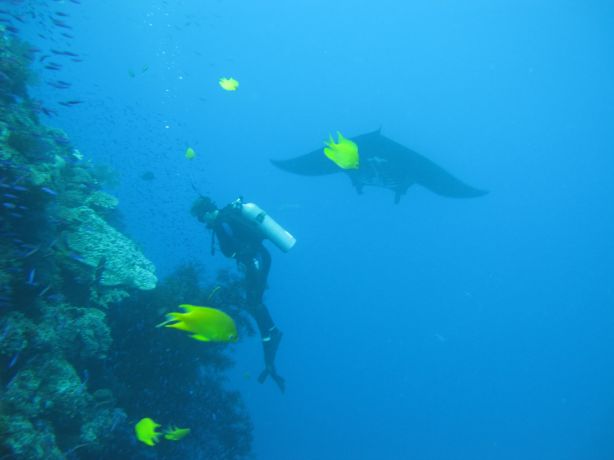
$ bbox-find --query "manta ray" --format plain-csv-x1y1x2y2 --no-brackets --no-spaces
270,130,488,203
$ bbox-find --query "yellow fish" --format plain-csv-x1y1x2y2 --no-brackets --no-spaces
135,418,162,447
323,131,359,169
219,77,239,91
157,304,238,342
185,147,196,160
164,425,191,441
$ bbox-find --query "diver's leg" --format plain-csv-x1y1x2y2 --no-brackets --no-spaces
244,256,266,306
244,255,276,337
252,304,285,392
244,256,285,392
257,326,285,393
249,301,274,334
251,303,283,367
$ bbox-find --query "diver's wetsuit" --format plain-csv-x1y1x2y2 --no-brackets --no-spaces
213,207,274,332
210,204,285,391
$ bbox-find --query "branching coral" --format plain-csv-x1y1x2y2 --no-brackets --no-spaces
1,354,128,457
0,312,33,359
0,415,64,460
3,356,90,419
32,304,112,360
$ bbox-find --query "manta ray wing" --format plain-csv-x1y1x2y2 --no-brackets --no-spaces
270,130,487,202
270,148,339,176
356,132,488,199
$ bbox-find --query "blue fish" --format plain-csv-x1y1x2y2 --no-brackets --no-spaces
27,268,36,286
0,324,10,340
38,285,52,297
8,352,19,368
41,187,57,196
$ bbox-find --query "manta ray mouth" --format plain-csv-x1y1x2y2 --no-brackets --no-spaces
354,157,404,189
357,173,402,189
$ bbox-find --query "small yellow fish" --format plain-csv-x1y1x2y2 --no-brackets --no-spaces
157,304,238,342
219,77,239,91
185,147,196,160
164,425,191,441
323,131,359,169
135,418,162,447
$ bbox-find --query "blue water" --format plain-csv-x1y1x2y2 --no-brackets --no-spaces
20,1,614,458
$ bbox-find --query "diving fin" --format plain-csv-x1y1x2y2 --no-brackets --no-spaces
258,368,286,393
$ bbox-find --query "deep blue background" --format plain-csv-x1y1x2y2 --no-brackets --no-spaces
23,1,614,458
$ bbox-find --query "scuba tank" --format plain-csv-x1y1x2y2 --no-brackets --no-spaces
229,198,296,252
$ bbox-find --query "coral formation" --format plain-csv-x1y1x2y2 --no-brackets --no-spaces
85,190,119,212
64,206,157,290
109,263,254,459
0,415,64,460
0,28,253,460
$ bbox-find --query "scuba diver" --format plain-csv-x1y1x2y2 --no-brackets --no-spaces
191,196,295,393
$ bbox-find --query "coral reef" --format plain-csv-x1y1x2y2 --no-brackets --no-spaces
107,263,254,460
0,29,253,460
0,415,64,460
64,206,157,290
0,29,32,101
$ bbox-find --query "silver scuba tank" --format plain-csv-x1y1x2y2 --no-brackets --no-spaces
232,199,296,252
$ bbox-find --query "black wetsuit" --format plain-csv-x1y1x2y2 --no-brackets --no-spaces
208,202,285,392
211,206,275,339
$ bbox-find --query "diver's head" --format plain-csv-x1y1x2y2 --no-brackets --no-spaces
191,196,219,225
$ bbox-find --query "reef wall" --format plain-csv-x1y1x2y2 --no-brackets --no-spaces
0,29,252,460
